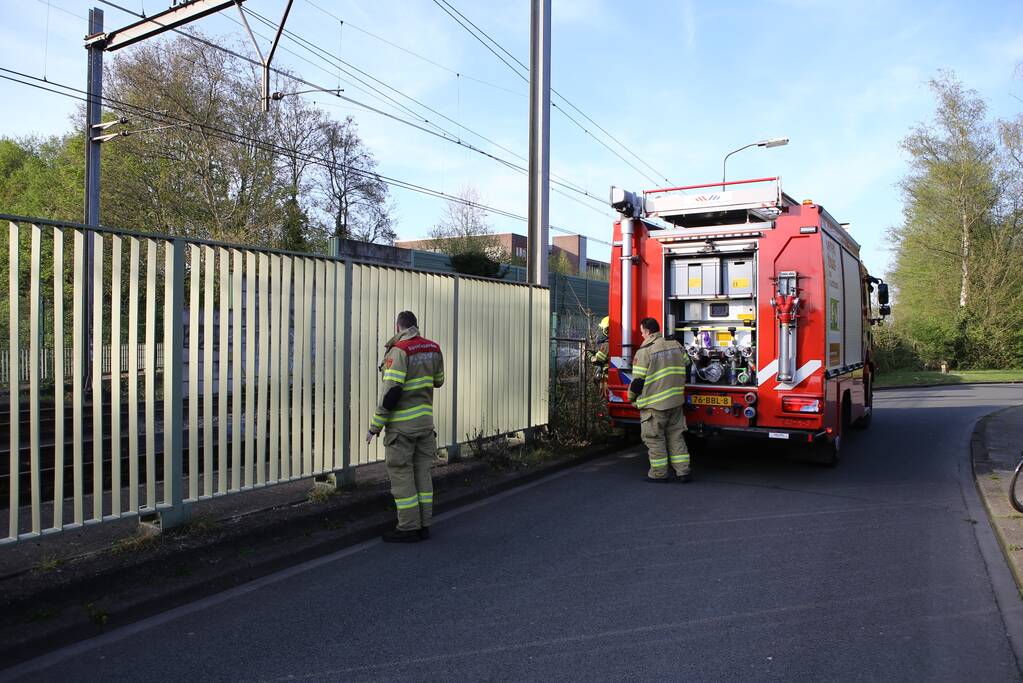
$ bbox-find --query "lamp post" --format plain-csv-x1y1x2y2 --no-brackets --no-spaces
722,137,789,190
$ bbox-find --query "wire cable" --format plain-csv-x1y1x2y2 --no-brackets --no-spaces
0,67,613,245
302,0,525,98
93,0,608,215
242,6,607,212
434,0,675,186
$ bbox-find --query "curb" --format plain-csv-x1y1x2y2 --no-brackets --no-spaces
0,437,630,669
876,380,1023,391
971,406,1023,594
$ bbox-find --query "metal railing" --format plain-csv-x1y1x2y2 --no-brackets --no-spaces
1,215,549,544
0,344,165,383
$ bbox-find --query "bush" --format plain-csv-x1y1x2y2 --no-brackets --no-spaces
872,321,923,372
450,250,507,278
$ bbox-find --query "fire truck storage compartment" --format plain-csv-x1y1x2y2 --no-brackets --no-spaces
665,252,758,387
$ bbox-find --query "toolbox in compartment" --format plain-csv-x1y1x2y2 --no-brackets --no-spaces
670,258,720,297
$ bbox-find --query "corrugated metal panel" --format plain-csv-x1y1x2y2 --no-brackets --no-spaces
1,217,552,544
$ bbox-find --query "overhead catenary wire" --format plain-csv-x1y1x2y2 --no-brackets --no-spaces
301,0,525,99
92,0,610,216
433,0,675,187
0,68,613,246
241,6,603,205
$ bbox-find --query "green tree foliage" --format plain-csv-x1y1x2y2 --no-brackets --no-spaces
548,250,574,276
889,73,1023,369
0,135,83,219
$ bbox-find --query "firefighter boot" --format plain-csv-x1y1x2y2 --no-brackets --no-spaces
383,528,423,543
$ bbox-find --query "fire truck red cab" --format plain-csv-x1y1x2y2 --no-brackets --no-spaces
605,177,889,463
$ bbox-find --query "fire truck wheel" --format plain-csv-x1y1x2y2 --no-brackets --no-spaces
815,397,848,467
853,379,873,429
852,406,872,429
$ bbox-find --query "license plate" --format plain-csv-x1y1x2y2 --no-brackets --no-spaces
768,432,789,440
690,394,732,407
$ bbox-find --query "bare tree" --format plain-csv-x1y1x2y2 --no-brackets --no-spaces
428,186,504,257
316,116,395,245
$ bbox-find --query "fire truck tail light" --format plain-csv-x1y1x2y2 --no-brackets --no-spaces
781,397,821,413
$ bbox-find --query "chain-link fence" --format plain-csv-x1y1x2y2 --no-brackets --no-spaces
549,314,615,446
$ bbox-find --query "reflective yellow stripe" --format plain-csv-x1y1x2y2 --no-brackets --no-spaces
635,386,685,407
644,366,687,383
417,491,433,503
394,494,420,510
371,414,386,427
402,376,435,390
632,365,648,378
382,370,406,384
385,403,434,422
649,457,668,466
391,403,433,416
670,454,690,463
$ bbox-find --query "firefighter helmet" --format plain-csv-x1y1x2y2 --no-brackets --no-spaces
599,316,610,332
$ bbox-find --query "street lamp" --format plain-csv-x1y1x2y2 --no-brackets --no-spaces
722,137,789,190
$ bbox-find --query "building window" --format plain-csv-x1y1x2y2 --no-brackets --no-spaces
515,247,526,258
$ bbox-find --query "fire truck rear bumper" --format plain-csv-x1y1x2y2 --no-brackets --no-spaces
686,424,828,443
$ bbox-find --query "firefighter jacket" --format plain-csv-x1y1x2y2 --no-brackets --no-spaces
369,326,445,435
628,332,687,410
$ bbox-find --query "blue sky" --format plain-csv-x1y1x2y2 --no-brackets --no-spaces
2,0,1022,276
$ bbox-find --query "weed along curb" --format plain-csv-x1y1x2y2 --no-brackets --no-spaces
971,405,1023,594
0,436,631,668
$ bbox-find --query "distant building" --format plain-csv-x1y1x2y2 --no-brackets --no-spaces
394,232,608,279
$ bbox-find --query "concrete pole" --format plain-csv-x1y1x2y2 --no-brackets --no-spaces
526,0,550,287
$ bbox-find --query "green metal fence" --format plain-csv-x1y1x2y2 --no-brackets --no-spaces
0,216,549,544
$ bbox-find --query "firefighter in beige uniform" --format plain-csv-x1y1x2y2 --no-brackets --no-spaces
367,311,445,542
590,316,610,382
628,317,691,482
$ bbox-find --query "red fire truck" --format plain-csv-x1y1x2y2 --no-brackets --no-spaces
605,177,889,464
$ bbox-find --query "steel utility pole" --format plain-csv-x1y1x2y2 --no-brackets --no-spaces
83,7,104,389
526,0,550,286
85,8,103,227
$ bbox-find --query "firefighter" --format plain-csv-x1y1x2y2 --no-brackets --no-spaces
366,310,445,542
590,316,610,382
627,317,691,483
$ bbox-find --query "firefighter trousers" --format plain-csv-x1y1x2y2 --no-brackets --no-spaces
640,406,689,479
384,427,436,530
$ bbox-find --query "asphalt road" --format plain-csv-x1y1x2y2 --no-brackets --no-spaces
7,384,1023,682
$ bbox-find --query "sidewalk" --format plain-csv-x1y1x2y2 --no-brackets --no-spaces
973,404,1023,591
